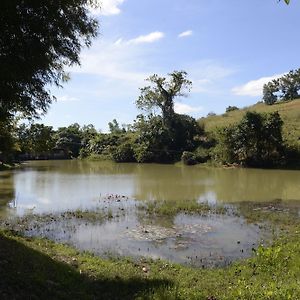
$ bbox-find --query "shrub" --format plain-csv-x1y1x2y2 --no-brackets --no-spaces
225,106,239,113
133,144,154,163
181,151,197,165
111,143,135,162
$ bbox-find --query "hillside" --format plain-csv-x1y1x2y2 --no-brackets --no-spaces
199,99,300,149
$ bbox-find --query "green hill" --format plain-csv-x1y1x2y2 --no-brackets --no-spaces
199,99,300,149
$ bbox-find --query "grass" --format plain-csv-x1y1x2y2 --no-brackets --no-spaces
234,200,300,229
139,199,226,217
1,227,300,299
0,208,122,235
199,99,300,149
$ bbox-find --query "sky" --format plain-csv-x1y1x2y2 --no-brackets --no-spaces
42,0,300,132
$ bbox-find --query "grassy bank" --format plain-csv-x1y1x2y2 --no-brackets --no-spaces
199,99,300,150
1,227,300,300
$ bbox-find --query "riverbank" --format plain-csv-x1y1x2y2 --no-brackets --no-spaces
1,227,300,299
0,162,18,171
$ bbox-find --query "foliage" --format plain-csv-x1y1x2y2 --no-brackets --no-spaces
181,151,198,165
200,98,300,154
262,83,278,105
225,106,239,113
214,111,284,167
111,143,135,163
0,0,98,122
133,72,202,163
136,71,192,126
0,120,16,162
17,123,55,158
262,69,300,105
55,123,83,158
133,115,174,162
108,119,125,134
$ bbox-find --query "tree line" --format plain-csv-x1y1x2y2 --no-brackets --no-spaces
3,70,297,169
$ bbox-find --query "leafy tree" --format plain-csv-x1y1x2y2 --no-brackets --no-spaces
262,83,278,105
133,115,172,162
263,69,300,105
0,0,98,121
214,112,284,167
0,121,16,162
55,123,82,157
134,72,203,162
112,143,135,163
108,119,124,134
17,123,55,157
81,124,98,148
136,71,192,126
279,70,300,101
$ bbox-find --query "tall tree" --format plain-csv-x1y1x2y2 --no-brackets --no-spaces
136,71,192,126
0,0,98,121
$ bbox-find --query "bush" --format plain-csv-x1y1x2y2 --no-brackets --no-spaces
194,147,211,163
181,151,197,165
225,106,239,113
133,144,154,163
111,143,135,162
213,111,284,167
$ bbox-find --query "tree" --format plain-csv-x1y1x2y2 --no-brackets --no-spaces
262,69,300,105
55,123,82,157
136,71,192,126
108,119,124,134
17,123,55,157
279,70,300,101
0,0,98,121
226,106,239,113
0,121,16,162
215,111,284,167
262,83,277,105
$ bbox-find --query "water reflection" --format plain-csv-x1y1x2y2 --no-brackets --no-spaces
0,161,299,215
0,172,15,206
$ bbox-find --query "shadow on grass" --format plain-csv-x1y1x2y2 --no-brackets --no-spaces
0,233,172,300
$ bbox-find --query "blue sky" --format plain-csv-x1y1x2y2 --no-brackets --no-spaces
42,0,300,132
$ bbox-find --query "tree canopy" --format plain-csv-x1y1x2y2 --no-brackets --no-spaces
262,69,300,105
0,0,98,121
136,71,192,126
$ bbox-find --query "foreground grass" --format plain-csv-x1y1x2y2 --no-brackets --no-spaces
199,99,300,149
1,228,300,299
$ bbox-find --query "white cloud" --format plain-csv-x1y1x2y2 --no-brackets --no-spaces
90,0,125,16
70,39,150,85
174,102,203,114
232,73,286,97
178,30,193,38
128,31,165,44
184,60,236,94
57,95,79,102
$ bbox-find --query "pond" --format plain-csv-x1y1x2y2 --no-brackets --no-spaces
0,160,299,267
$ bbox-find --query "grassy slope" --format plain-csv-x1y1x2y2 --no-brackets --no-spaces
199,99,300,149
1,228,300,300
